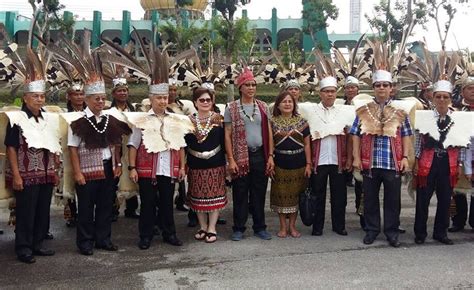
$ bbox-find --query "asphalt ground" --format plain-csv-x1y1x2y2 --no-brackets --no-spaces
0,184,473,289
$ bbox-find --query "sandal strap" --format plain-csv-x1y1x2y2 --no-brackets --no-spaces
206,232,217,237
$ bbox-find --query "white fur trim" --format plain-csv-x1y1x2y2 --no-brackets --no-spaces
4,111,62,154
415,111,473,147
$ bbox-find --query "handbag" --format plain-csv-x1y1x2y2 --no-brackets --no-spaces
299,186,316,226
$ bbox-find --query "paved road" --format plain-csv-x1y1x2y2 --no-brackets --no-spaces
0,186,472,289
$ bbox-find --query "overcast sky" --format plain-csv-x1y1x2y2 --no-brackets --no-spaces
2,0,473,51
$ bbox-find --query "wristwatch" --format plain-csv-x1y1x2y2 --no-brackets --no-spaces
128,165,136,171
117,163,123,167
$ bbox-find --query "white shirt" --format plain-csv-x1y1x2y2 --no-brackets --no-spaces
316,103,338,165
127,110,172,177
67,107,112,160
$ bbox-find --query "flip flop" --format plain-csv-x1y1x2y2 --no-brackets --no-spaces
205,232,217,243
194,229,207,241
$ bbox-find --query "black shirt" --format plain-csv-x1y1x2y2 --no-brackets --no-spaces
4,106,44,149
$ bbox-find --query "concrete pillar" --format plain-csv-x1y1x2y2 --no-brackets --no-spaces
181,10,189,29
63,11,73,39
122,10,131,46
271,8,277,50
92,10,102,48
151,10,160,45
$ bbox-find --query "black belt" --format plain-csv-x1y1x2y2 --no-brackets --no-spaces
103,159,112,164
433,148,447,157
248,146,263,153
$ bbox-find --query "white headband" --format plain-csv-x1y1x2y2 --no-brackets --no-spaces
372,70,392,84
149,83,169,95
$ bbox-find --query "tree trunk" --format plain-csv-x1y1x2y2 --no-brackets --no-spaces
227,83,235,102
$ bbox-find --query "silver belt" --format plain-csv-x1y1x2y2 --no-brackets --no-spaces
188,145,221,160
274,148,304,155
434,148,447,157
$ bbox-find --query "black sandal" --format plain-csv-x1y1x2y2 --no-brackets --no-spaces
205,232,217,243
194,229,207,241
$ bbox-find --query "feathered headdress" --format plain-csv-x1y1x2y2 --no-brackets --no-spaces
312,49,338,90
98,27,197,95
39,29,105,95
332,34,372,87
458,49,474,89
402,42,461,94
365,20,415,85
0,15,50,95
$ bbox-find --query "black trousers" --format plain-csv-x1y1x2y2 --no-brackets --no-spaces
138,176,175,239
232,150,268,233
414,154,453,239
125,196,139,215
452,192,474,229
76,161,115,250
15,183,53,256
363,168,401,240
311,165,347,232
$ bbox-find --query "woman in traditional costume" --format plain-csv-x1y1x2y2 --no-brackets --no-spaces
185,87,227,243
269,91,311,238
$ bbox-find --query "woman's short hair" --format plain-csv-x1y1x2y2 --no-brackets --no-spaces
272,91,298,117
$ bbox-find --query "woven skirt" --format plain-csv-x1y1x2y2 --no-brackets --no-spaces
187,166,227,213
270,166,307,214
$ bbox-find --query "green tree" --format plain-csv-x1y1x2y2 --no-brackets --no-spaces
210,16,255,62
159,20,208,52
278,33,304,67
426,0,471,49
213,0,252,62
28,0,75,40
301,0,338,48
365,0,428,45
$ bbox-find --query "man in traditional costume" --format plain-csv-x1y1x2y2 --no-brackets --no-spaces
109,75,140,220
413,75,471,244
58,32,132,255
450,75,474,232
224,68,274,241
4,47,61,263
304,72,354,236
63,81,86,228
126,50,191,249
351,67,413,248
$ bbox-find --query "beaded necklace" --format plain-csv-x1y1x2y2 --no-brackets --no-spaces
193,112,214,143
84,114,109,134
437,118,454,133
240,100,257,122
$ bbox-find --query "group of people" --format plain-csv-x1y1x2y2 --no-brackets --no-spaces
0,31,473,265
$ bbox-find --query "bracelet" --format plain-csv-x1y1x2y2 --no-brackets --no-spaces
269,154,275,158
306,162,312,165
402,156,408,160
180,167,185,170
128,166,136,171
117,163,123,167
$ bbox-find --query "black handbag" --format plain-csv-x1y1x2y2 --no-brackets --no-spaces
299,186,316,226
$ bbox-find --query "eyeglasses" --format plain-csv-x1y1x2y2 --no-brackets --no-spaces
244,83,257,87
374,83,391,88
434,95,451,100
198,98,212,103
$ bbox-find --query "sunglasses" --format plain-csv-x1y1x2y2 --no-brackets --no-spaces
198,98,212,103
374,83,391,88
244,83,257,87
435,95,451,100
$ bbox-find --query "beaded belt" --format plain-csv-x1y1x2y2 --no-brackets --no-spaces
188,145,221,160
274,148,304,155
